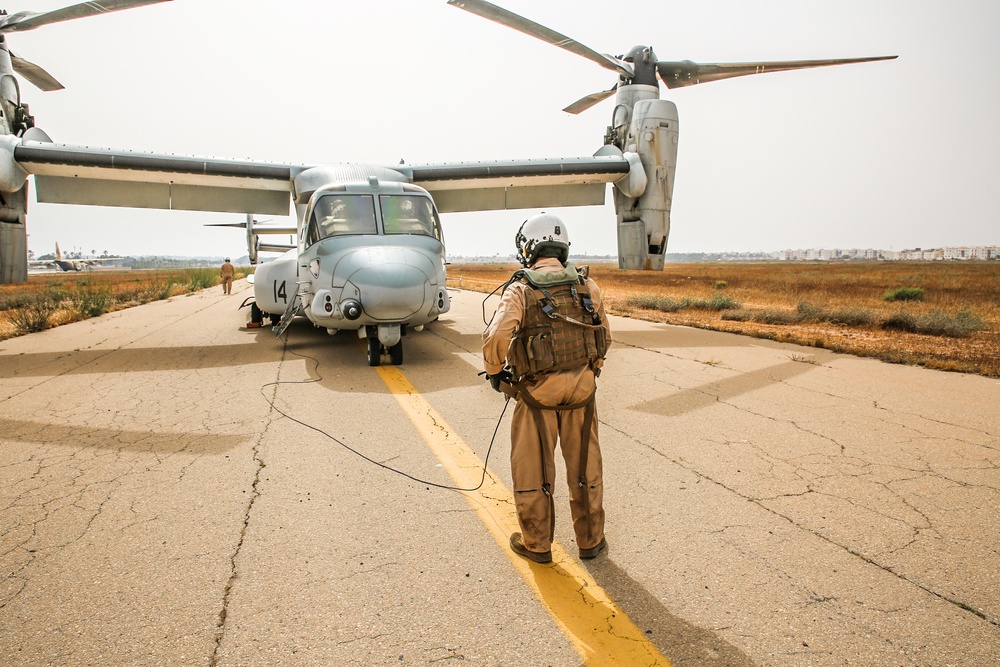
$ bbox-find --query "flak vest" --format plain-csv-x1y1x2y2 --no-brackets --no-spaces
504,264,608,383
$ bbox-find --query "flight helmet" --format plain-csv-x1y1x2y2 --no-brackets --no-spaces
515,213,571,266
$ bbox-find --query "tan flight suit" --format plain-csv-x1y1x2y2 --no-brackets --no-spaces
483,257,611,555
220,261,235,294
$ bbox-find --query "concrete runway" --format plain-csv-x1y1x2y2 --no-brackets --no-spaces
1,280,997,666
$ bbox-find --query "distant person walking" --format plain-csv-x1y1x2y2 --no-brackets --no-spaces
220,258,235,295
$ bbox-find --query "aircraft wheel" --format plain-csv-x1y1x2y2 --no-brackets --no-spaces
269,313,281,326
389,341,403,365
367,336,382,367
250,302,264,324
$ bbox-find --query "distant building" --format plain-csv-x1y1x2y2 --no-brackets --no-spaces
777,245,996,261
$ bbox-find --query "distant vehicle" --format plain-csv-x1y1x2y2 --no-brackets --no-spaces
29,243,116,272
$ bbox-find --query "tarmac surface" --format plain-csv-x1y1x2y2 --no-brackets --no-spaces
1,280,997,666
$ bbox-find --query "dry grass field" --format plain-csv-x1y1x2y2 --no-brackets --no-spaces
0,268,240,340
3,263,997,377
449,261,1000,378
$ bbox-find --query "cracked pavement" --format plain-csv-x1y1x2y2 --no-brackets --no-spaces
0,284,997,665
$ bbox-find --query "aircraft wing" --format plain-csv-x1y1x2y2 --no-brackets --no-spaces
12,141,301,216
402,156,631,213
10,141,634,216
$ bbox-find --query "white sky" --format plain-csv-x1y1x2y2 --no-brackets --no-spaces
14,0,1000,259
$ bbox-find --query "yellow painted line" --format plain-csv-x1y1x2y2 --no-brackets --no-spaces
375,365,672,667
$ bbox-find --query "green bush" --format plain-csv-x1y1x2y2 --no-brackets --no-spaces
883,286,925,302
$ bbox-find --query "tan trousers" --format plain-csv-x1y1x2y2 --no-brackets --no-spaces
510,367,604,554
222,277,233,294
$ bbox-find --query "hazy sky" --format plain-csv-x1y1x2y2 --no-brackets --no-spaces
14,0,1000,259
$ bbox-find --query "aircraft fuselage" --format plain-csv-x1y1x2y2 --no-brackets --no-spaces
252,177,450,365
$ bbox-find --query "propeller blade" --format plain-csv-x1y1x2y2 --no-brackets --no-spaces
9,52,63,91
563,84,618,115
448,0,633,78
0,0,171,33
657,55,898,89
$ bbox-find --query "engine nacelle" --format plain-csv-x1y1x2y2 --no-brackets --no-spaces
0,134,28,283
608,87,679,271
252,251,298,315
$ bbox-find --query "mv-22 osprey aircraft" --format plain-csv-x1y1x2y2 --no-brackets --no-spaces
0,0,895,365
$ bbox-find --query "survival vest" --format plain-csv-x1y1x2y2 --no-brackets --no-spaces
505,264,609,381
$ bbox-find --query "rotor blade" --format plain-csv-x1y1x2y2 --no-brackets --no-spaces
657,55,898,89
0,0,171,33
448,0,633,78
10,52,63,91
563,84,617,115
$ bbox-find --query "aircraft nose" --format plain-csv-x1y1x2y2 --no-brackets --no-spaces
348,263,428,320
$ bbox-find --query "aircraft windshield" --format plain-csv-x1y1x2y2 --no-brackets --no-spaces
380,195,441,240
308,194,377,244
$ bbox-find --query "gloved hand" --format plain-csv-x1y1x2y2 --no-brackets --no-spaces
488,369,513,393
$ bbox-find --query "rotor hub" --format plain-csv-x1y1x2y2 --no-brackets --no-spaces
621,45,659,87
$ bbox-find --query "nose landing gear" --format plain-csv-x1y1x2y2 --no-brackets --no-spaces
366,336,404,366
365,325,405,367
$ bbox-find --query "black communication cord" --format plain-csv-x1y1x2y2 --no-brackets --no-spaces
259,328,509,493
482,274,520,325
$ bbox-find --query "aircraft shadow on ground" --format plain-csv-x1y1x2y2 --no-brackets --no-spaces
631,358,823,417
0,417,246,455
611,321,839,417
0,328,283,454
0,340,285,379
277,316,488,394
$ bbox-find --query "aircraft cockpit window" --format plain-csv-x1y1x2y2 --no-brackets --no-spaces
308,194,377,244
380,195,441,240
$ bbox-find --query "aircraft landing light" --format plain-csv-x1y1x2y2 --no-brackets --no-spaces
375,365,672,667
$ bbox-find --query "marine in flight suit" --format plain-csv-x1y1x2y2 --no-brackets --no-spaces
220,258,235,295
482,214,611,563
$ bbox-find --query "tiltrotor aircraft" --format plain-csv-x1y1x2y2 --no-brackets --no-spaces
0,0,895,365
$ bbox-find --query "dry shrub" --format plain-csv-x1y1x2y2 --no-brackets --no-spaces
72,288,114,318
882,309,984,338
7,297,57,333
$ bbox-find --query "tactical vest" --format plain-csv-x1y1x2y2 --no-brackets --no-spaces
505,265,609,381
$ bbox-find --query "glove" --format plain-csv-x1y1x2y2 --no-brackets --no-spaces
488,369,513,393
